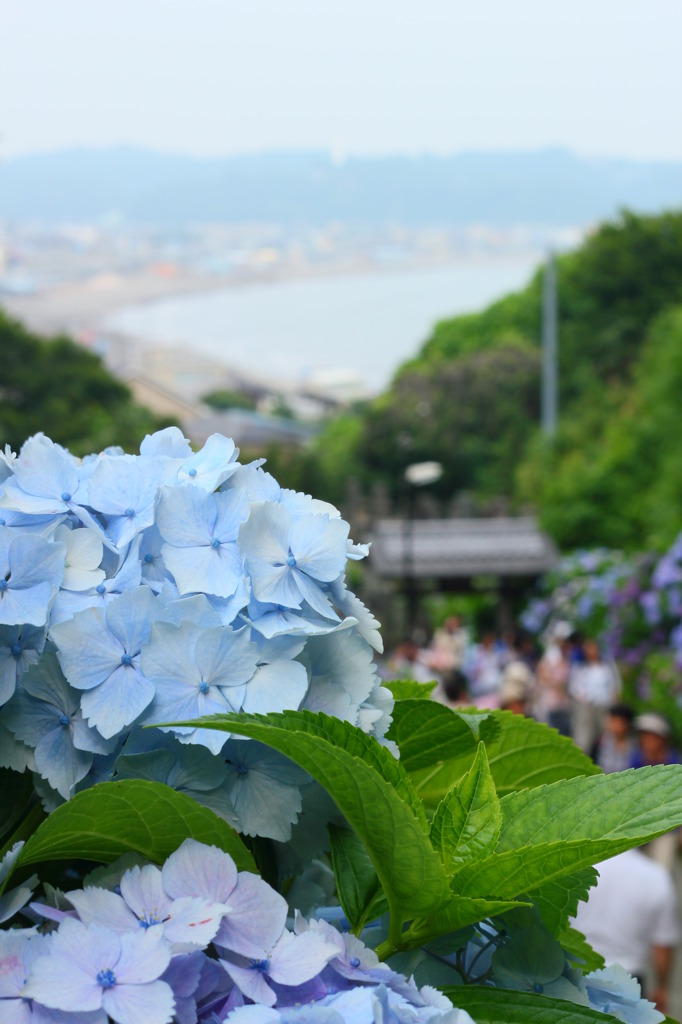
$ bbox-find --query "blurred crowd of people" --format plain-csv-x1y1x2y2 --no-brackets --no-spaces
385,616,680,784
383,616,682,1013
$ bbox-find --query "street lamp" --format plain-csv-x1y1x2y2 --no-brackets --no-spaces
403,460,443,631
404,461,443,487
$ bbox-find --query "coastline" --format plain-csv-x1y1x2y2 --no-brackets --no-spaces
0,249,541,340
1,250,543,407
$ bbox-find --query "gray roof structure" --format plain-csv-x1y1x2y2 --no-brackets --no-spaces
369,516,558,580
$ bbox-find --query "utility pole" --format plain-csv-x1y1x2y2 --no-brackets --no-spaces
402,461,442,634
541,250,558,438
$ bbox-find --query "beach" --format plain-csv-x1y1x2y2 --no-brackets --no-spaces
3,252,542,399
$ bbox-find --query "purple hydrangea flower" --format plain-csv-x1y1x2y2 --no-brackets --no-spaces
66,862,228,949
218,925,338,1008
23,918,174,1024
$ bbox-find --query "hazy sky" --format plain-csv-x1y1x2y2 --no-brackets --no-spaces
2,0,681,161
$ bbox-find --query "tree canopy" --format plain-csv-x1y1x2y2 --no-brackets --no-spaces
0,309,172,454
268,208,682,551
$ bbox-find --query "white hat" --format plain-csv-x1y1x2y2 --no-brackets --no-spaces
634,713,671,739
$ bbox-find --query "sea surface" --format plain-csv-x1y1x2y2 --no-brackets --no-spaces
105,258,540,393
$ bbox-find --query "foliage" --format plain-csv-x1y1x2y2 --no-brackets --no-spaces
362,342,540,500
519,305,682,549
264,411,368,510
256,210,682,551
201,388,257,411
420,209,682,404
1,429,680,1024
405,209,682,533
0,308,171,454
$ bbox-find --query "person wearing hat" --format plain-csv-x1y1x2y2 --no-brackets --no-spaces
631,713,681,869
630,713,680,769
499,661,534,715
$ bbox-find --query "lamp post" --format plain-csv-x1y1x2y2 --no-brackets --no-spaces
402,461,442,632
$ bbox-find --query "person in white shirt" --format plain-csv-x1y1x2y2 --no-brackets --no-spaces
572,848,681,1014
567,638,621,753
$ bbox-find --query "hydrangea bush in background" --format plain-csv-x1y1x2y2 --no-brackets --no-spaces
522,539,682,735
2,430,682,1024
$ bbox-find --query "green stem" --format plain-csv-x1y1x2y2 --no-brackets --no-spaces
375,906,405,961
374,938,396,962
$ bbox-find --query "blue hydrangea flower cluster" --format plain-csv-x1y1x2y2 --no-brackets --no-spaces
0,431,391,839
442,918,664,1024
3,839,476,1024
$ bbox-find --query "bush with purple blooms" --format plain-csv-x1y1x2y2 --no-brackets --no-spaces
522,538,682,737
1,430,682,1024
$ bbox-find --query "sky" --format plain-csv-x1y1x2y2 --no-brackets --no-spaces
2,0,682,162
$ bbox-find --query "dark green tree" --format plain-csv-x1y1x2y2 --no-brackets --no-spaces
0,310,173,454
363,343,540,500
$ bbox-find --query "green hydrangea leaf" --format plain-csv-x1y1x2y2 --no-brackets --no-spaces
404,894,530,948
529,867,599,934
431,742,501,872
387,699,495,772
169,710,452,920
13,780,256,875
328,825,387,931
385,679,437,700
442,986,625,1022
410,710,599,811
454,765,682,900
558,924,605,973
496,765,682,850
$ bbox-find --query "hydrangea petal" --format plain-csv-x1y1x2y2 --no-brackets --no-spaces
214,872,287,958
80,665,155,738
114,926,172,985
102,979,175,1024
176,434,239,491
242,661,308,715
162,839,238,905
118,865,169,927
67,887,135,934
267,928,338,987
140,427,192,460
220,959,276,1007
289,515,349,582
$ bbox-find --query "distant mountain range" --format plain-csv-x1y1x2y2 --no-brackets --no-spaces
1,147,681,226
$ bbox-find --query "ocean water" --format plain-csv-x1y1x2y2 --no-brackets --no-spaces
105,258,540,393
